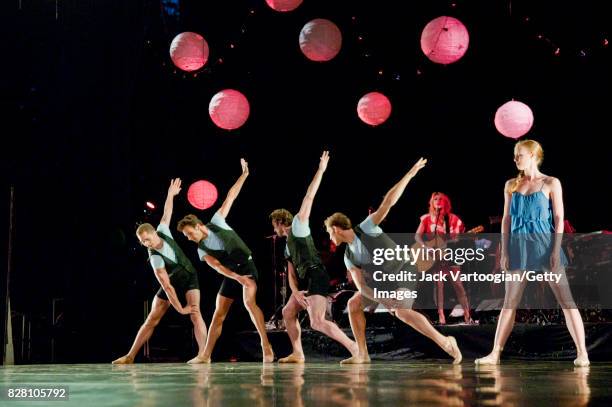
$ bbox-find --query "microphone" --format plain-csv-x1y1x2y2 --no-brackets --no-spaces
264,234,277,239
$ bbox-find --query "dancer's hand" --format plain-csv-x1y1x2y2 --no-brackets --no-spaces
500,253,509,271
407,157,427,178
168,178,182,197
293,290,309,308
179,306,193,315
240,158,249,176
550,252,561,272
318,150,330,172
236,275,255,289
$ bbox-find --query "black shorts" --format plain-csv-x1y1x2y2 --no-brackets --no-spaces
156,268,199,303
298,265,330,297
218,260,258,300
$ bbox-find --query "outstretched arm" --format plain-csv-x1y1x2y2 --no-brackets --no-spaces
370,158,427,225
202,254,254,287
297,151,330,223
154,267,188,314
160,178,182,226
218,159,249,219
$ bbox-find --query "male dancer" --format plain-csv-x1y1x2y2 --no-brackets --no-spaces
113,178,208,364
177,159,274,363
324,158,462,364
270,151,359,363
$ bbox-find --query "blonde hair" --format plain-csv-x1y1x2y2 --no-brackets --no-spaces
269,209,293,226
509,139,544,193
324,212,352,230
136,223,155,236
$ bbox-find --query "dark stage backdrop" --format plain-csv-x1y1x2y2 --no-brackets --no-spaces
3,0,610,363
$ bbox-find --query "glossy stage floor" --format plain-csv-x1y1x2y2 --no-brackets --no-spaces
1,361,609,406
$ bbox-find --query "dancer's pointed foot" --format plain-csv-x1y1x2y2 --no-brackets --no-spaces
475,348,501,366
187,355,211,364
445,336,462,364
574,352,590,367
263,347,275,363
111,355,134,364
340,354,371,364
278,353,305,364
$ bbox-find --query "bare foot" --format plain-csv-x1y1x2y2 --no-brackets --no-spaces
278,353,305,364
475,349,501,366
111,355,134,364
574,352,590,367
445,336,462,364
438,313,446,325
340,355,371,364
263,347,275,363
187,355,211,364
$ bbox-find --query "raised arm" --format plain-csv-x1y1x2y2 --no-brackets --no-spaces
218,159,249,219
370,158,427,226
297,151,329,223
160,178,182,226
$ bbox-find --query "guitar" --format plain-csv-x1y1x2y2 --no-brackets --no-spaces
411,225,484,273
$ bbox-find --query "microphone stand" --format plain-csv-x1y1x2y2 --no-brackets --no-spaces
266,235,287,330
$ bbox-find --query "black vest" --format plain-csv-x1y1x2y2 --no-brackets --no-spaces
148,231,197,276
345,225,414,276
286,228,323,279
197,223,252,269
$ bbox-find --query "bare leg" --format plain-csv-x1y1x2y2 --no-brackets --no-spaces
191,294,233,363
475,274,528,365
242,281,274,362
450,279,472,323
185,289,209,364
436,281,446,324
341,293,370,364
112,296,170,364
306,295,358,357
546,267,589,366
278,293,306,363
394,308,462,364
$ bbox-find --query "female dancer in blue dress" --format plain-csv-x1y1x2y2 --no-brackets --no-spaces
475,139,589,366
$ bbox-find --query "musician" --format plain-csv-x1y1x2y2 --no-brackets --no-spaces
415,192,473,324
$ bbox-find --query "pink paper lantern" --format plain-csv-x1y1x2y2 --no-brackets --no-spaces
265,0,303,12
420,16,469,64
187,180,218,210
299,19,342,62
208,89,250,130
169,32,209,72
357,92,392,126
494,100,534,139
